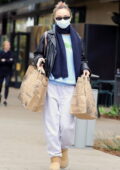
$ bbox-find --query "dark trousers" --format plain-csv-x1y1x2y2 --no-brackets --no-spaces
0,74,11,99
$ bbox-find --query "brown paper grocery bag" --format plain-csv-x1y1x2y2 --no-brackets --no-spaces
18,65,48,112
70,76,87,114
85,77,97,119
70,76,97,119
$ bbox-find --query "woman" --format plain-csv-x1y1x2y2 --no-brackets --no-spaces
0,41,15,106
34,2,90,170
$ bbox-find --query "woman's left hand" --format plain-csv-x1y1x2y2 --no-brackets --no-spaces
82,70,90,77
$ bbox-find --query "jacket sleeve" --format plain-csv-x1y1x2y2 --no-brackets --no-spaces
33,34,45,66
80,38,91,75
0,51,15,64
7,52,15,64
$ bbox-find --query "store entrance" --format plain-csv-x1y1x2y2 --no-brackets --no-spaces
10,32,30,88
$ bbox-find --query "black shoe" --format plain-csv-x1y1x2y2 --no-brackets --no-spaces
3,101,7,106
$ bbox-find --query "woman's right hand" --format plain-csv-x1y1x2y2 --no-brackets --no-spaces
1,58,6,62
37,58,45,74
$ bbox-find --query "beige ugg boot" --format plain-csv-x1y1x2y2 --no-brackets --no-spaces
50,156,61,170
60,149,69,168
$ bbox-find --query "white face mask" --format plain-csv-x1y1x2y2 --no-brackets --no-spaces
55,18,71,29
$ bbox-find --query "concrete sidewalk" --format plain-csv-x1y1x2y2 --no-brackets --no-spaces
0,88,120,170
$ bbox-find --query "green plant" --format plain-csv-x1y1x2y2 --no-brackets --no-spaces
107,105,120,116
99,105,120,117
98,106,106,114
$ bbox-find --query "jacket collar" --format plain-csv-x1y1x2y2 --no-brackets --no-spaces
47,25,56,47
48,24,55,35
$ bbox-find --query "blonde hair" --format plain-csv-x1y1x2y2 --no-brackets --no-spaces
2,40,10,48
53,1,72,17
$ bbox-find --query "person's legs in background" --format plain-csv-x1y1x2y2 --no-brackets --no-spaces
0,74,4,103
4,74,11,106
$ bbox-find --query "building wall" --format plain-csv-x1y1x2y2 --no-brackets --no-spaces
38,1,119,26
86,2,118,25
0,1,119,34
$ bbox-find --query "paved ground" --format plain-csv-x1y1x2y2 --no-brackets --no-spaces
0,88,120,170
95,116,120,139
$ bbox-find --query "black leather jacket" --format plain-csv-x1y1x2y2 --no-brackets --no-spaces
33,27,90,79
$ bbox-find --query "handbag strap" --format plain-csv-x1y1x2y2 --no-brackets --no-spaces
44,31,48,56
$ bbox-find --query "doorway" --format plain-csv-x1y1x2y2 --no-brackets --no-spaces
10,32,30,88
